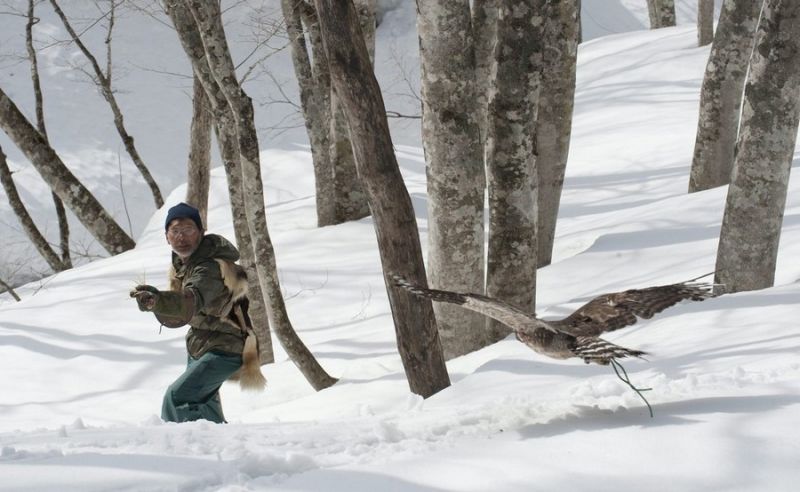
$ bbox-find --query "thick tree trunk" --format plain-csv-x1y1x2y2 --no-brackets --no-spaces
698,0,715,46
416,1,487,359
0,87,134,254
185,75,212,226
314,0,450,397
49,0,164,209
471,0,498,148
0,144,67,271
27,0,71,268
329,0,375,224
485,1,545,341
536,0,579,267
689,0,762,193
647,0,677,28
282,0,336,227
179,0,336,390
715,0,800,293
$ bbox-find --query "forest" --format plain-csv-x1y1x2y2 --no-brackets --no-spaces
0,1,798,490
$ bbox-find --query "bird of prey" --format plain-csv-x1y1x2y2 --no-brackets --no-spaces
392,274,714,365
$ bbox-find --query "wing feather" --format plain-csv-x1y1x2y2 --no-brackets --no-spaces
550,281,714,337
391,274,541,333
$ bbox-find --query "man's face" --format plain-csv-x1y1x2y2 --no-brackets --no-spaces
166,218,202,259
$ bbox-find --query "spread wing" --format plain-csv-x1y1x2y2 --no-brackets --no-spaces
549,282,714,337
391,274,544,333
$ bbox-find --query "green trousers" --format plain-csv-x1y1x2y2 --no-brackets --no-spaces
161,351,242,424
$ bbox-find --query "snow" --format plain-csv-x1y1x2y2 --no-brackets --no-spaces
2,1,800,491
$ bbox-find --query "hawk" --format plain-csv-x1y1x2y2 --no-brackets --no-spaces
392,274,714,365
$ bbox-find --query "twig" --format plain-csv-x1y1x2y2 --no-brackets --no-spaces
610,358,653,418
117,145,133,237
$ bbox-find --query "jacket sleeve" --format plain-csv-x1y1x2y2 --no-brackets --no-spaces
182,260,228,313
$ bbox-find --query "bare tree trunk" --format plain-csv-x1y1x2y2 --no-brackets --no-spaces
689,0,762,193
282,0,336,227
698,0,715,46
647,0,677,28
416,1,487,359
185,74,212,225
472,0,499,148
49,0,164,209
536,0,579,268
27,0,71,268
1,144,67,271
174,0,335,390
715,0,800,293
485,1,546,341
0,86,135,254
166,2,274,365
329,0,375,224
314,0,450,397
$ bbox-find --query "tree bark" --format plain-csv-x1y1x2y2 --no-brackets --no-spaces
536,0,579,267
715,0,800,293
485,0,546,341
49,0,164,209
471,0,499,148
0,143,67,271
698,0,715,46
314,0,450,397
329,0,375,224
416,1,487,359
689,0,762,192
0,86,135,254
174,0,335,389
27,0,71,268
282,0,336,227
185,74,212,226
647,0,677,28
165,0,281,368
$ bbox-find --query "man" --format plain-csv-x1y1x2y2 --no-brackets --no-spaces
131,202,265,424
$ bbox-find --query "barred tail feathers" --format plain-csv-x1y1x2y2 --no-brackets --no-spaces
573,336,647,365
390,273,468,306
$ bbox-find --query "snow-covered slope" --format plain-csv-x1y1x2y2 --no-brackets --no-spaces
2,1,799,491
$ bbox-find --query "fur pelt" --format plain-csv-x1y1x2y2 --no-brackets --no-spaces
169,259,267,392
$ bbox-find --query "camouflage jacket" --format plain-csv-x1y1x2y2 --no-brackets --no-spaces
164,234,247,358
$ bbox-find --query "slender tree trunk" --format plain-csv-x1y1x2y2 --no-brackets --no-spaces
0,276,21,302
282,0,336,227
49,0,164,209
214,119,275,364
0,87,135,254
176,0,335,390
689,0,762,192
27,0,71,268
165,0,281,368
485,1,546,341
647,0,677,28
314,0,450,397
185,74,212,226
329,0,375,224
715,0,800,293
0,144,67,271
698,0,715,46
536,0,579,268
416,1,487,359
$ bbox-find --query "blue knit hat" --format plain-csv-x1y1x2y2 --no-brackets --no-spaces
165,202,204,232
